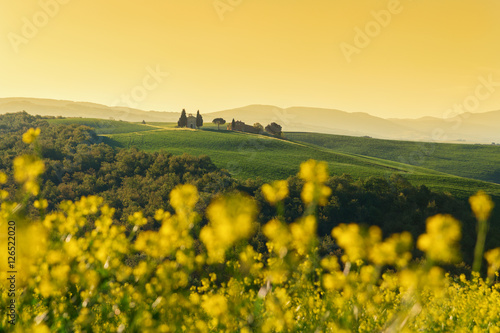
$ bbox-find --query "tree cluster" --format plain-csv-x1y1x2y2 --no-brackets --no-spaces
265,122,282,137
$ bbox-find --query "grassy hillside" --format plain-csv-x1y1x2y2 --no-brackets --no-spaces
286,132,500,184
45,118,500,199
47,118,157,134
67,121,498,200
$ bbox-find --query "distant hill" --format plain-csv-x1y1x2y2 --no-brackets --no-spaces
2,97,500,143
208,105,500,143
388,112,500,143
0,97,180,123
206,105,418,138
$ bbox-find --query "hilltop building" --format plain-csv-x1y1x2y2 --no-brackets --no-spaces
187,114,197,129
178,109,203,129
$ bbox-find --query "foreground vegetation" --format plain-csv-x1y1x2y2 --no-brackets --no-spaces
1,130,500,332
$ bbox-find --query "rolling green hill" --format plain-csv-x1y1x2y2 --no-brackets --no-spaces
45,118,500,200
47,118,158,134
285,132,500,185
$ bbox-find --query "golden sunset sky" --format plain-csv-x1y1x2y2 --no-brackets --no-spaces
1,0,500,118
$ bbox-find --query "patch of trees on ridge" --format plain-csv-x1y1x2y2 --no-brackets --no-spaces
210,117,283,137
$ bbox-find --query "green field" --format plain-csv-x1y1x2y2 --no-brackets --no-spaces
286,132,500,184
47,118,500,199
47,118,157,134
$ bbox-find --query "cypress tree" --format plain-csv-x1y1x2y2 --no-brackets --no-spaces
196,110,203,128
178,109,187,127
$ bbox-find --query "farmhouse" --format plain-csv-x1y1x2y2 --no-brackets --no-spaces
228,120,261,134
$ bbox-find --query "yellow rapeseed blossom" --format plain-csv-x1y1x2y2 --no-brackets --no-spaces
0,173,7,198
129,211,148,226
201,294,228,318
13,155,45,195
261,180,289,205
332,224,381,263
322,271,346,291
370,231,413,267
299,160,329,183
301,182,332,206
263,218,292,257
290,215,317,255
34,199,48,209
31,324,51,333
0,172,7,184
485,248,500,278
299,160,332,206
0,190,8,200
22,127,41,144
469,190,494,221
417,214,461,263
170,184,199,212
200,194,257,263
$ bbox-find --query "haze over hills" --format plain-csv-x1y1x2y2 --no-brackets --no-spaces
1,97,500,144
0,97,180,123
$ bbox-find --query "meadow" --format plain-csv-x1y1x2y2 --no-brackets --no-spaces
49,119,500,200
47,118,158,134
286,132,500,185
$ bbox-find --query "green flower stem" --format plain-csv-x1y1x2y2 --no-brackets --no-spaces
473,218,488,273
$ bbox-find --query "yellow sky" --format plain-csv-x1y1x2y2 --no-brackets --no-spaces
1,0,500,118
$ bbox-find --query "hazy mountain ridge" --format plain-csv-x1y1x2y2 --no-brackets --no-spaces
1,97,499,143
0,97,180,123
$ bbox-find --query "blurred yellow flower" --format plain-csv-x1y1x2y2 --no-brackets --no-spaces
298,160,331,206
469,191,494,221
263,218,292,257
201,194,256,263
170,184,199,212
202,294,228,318
0,172,7,184
299,160,329,183
485,248,500,278
262,180,289,205
34,199,48,209
22,127,41,144
332,224,381,263
417,214,461,263
290,215,317,255
370,231,413,267
301,182,332,206
32,323,51,333
13,155,45,195
129,211,148,226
